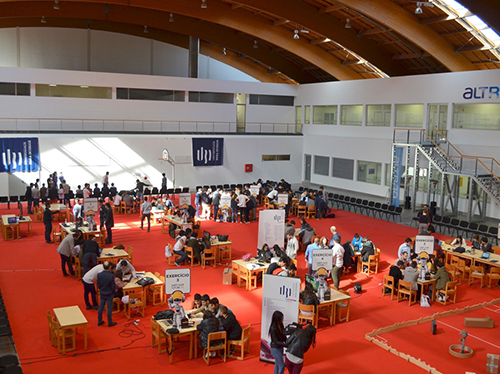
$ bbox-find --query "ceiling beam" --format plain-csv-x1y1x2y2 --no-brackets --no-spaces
319,5,344,14
420,14,456,25
457,45,490,52
272,19,288,26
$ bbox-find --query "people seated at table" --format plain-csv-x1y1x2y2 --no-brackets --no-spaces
480,237,493,253
271,244,286,259
200,231,211,252
190,294,210,318
173,230,188,267
395,251,410,268
305,192,316,209
351,233,363,252
197,310,220,353
471,234,481,251
114,269,125,299
113,192,122,208
209,297,230,318
288,263,297,278
267,256,290,276
219,306,242,343
433,239,443,259
258,243,273,263
398,238,412,259
450,235,463,247
123,192,133,207
360,237,375,262
402,261,419,297
388,260,405,290
191,293,202,310
305,238,321,275
56,229,83,277
80,237,102,275
300,282,319,313
186,232,202,264
285,220,296,238
116,259,136,279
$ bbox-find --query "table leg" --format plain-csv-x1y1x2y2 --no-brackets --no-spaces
84,324,87,350
331,303,337,326
62,328,66,354
189,331,193,360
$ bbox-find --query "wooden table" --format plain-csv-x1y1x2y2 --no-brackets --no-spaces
162,215,193,231
123,272,163,306
98,248,129,264
354,251,362,272
442,244,500,268
53,305,88,355
417,279,437,301
151,209,165,226
60,222,100,240
157,319,199,363
43,204,70,221
317,287,351,326
1,215,20,240
231,259,269,291
210,239,232,263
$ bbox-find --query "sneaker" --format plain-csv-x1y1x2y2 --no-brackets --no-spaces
92,306,99,310
174,262,180,267
98,321,105,326
140,226,143,230
108,322,117,327
86,305,92,310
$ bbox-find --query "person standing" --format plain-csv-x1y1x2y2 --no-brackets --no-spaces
82,262,103,310
286,233,299,260
25,183,33,214
32,183,40,209
44,202,56,243
284,324,317,374
62,179,71,207
104,202,114,244
140,197,152,232
97,261,117,327
331,237,344,290
194,188,202,219
237,191,249,223
211,188,221,222
102,171,109,187
269,311,286,374
40,183,47,204
161,173,167,196
56,230,82,277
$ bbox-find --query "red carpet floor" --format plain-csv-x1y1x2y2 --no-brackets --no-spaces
0,204,499,374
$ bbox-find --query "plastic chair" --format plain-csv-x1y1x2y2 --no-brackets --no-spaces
203,331,227,366
228,323,251,360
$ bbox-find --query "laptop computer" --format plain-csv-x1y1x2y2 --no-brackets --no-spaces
481,252,490,260
7,217,17,224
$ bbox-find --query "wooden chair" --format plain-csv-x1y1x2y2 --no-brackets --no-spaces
382,274,396,300
203,331,227,366
72,256,82,279
241,267,258,291
456,258,471,282
95,226,106,247
202,247,216,269
127,246,134,264
219,244,232,262
306,206,316,219
110,297,121,314
151,317,169,354
447,264,463,285
34,205,43,222
397,280,417,306
297,205,306,218
46,311,56,347
486,268,500,288
148,277,164,306
53,226,62,244
112,202,121,215
185,247,200,267
228,323,251,360
468,265,485,288
436,281,458,305
361,248,380,276
298,303,318,328
167,253,182,265
3,226,17,241
124,291,145,319
492,246,500,255
51,316,76,353
335,290,351,323
121,201,132,214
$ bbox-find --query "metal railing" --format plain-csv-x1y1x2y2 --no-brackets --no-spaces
0,118,301,135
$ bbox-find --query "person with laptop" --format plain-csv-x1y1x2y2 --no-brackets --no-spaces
480,237,493,253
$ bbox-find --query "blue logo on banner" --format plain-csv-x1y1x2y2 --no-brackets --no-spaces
392,147,403,207
279,285,292,299
192,138,224,166
1,138,40,173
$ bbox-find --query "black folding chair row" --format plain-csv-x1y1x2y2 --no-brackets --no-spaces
327,193,402,222
433,217,499,244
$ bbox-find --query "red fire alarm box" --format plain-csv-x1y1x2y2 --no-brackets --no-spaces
245,164,253,172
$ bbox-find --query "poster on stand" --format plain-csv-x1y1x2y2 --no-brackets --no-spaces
414,235,434,255
164,268,191,295
312,249,333,272
258,209,285,249
178,193,191,209
250,185,259,197
83,198,98,216
260,274,300,363
277,194,288,209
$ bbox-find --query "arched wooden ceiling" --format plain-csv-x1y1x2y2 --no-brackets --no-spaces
0,0,498,84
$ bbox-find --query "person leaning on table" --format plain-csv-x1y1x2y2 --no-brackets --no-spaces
97,261,117,327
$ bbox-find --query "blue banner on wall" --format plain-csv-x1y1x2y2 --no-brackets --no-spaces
392,146,404,207
192,138,224,166
0,138,40,173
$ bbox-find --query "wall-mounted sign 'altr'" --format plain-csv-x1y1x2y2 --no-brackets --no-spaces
1,138,40,173
192,138,224,166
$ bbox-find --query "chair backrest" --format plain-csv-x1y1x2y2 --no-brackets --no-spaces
490,267,500,275
446,281,457,291
242,323,251,342
129,291,144,303
471,265,485,274
204,247,215,256
399,280,412,291
298,303,314,314
208,331,227,346
383,274,394,286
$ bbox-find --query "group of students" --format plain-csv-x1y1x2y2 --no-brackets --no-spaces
189,294,243,355
170,229,212,267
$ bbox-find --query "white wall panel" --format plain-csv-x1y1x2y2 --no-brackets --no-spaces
0,28,17,67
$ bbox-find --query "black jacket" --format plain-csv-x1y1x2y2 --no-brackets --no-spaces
389,265,403,289
220,312,242,340
43,207,53,224
196,317,219,348
105,208,114,228
269,323,286,349
212,192,221,206
82,239,100,256
97,271,115,297
361,242,375,262
285,329,314,359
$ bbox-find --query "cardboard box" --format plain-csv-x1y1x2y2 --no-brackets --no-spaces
486,353,499,374
222,268,232,285
464,316,495,328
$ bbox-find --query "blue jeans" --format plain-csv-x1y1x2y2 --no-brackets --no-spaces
271,347,285,374
83,253,97,275
83,281,97,308
60,254,74,276
98,294,113,325
174,250,188,265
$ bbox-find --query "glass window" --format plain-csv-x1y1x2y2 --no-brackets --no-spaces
358,161,382,185
367,104,391,127
313,106,337,124
189,91,233,103
262,155,290,161
0,83,16,95
385,163,408,187
314,156,329,176
305,106,311,124
453,103,500,130
16,83,30,96
35,84,112,99
340,105,363,126
395,104,423,128
249,94,294,106
332,158,354,180
296,106,302,124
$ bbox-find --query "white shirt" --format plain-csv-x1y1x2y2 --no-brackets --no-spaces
114,194,122,206
83,188,91,198
332,243,344,268
173,236,186,252
268,190,278,200
286,236,299,259
82,264,104,284
237,194,248,207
